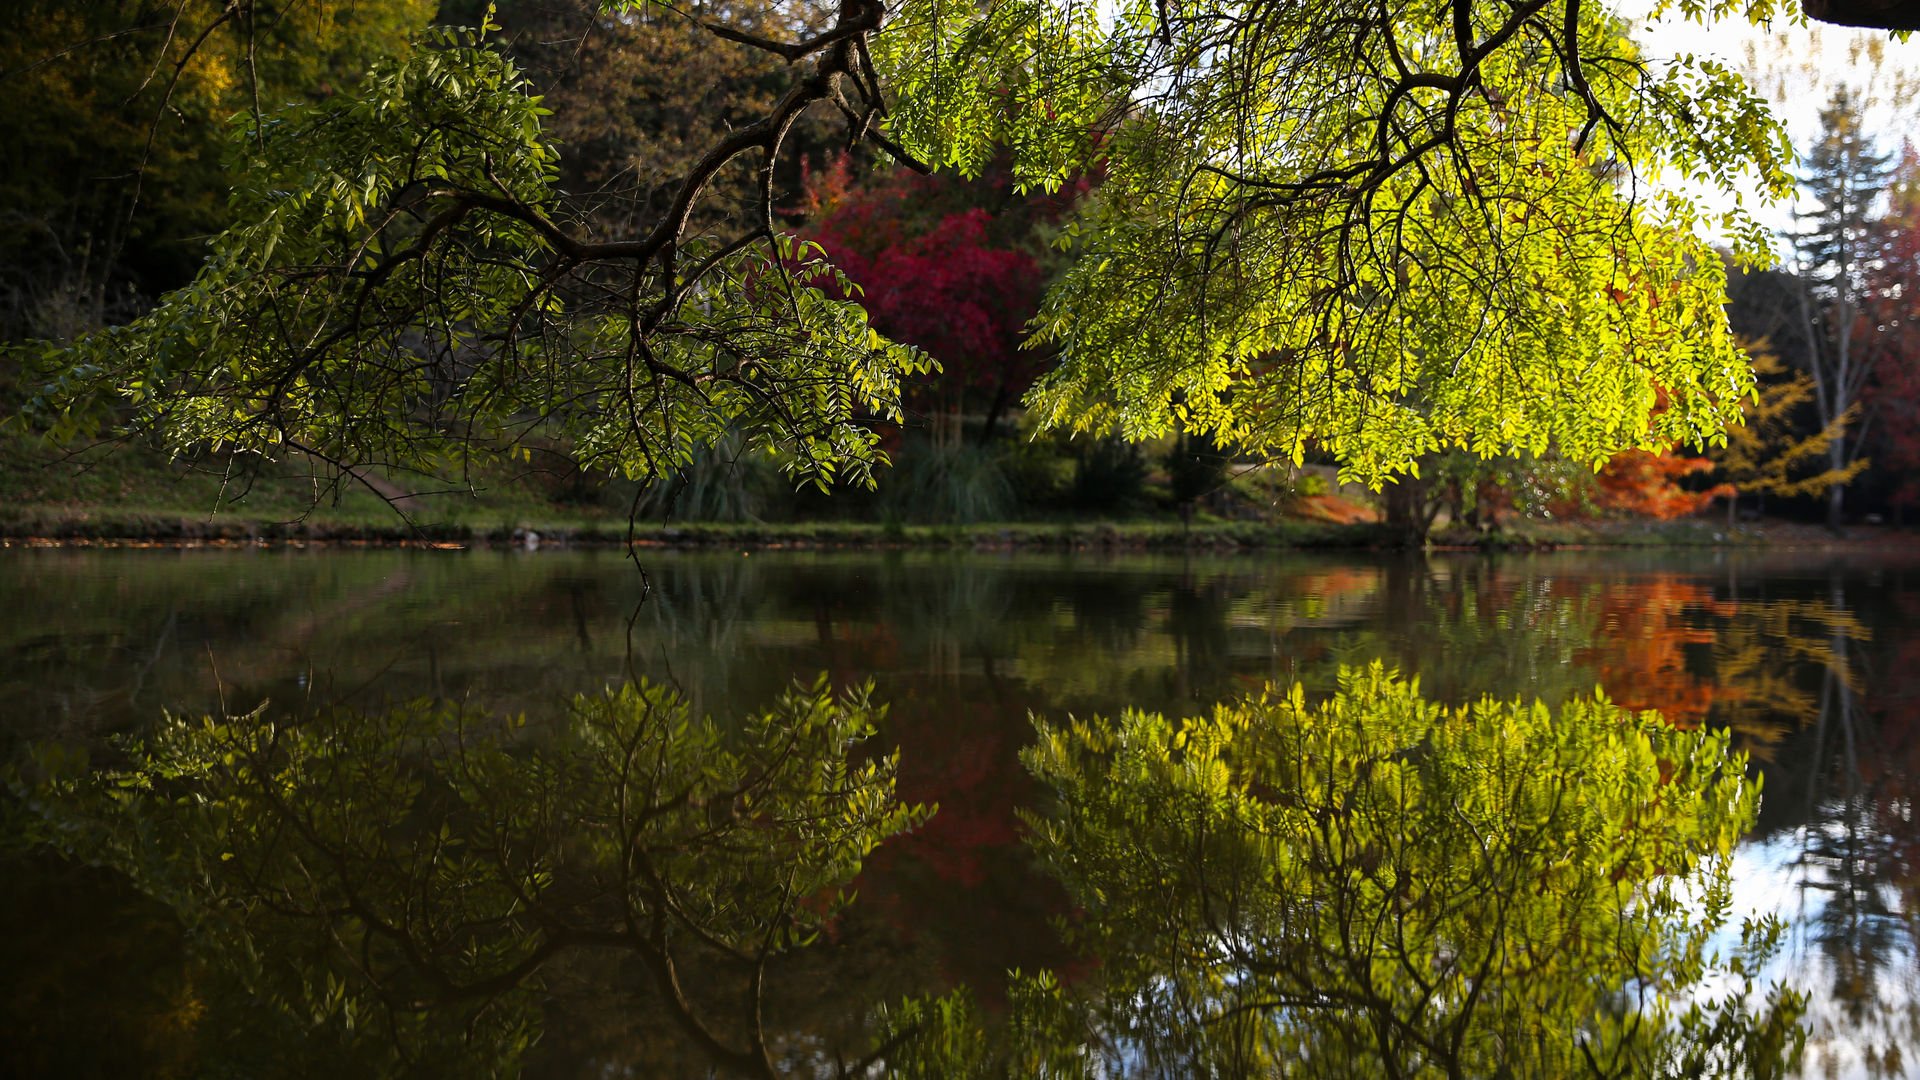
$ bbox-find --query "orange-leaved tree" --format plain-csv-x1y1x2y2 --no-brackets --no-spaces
1591,449,1733,520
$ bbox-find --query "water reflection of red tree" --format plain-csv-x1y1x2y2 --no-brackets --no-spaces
854,674,1081,1007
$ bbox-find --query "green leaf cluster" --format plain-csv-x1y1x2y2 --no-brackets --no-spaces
29,26,931,496
875,0,1795,485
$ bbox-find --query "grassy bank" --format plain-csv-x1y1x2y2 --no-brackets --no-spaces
0,436,1793,552
0,499,1786,552
0,504,1369,549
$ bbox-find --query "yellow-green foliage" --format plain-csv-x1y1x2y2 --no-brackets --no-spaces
877,0,1793,485
26,0,1804,503
31,24,931,497
1715,344,1868,500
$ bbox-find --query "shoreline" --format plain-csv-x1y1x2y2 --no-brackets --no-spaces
4,506,1904,553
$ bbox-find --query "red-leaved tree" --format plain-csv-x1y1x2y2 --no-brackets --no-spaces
797,156,1080,442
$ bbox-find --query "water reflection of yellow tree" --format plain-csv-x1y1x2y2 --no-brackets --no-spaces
1698,596,1865,763
886,666,1809,1078
19,679,929,1076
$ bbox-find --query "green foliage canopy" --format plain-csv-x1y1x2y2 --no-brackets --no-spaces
34,18,930,498
877,0,1796,482
27,0,1802,497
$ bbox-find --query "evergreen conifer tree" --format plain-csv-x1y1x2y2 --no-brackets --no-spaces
1789,88,1894,529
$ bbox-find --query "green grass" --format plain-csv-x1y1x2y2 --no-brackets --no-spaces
0,434,626,541
0,436,1774,551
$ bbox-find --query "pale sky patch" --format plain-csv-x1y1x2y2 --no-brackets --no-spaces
1614,2,1920,250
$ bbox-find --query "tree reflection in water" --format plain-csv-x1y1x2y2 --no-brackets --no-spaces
1754,574,1920,1079
15,678,930,1076
17,666,1808,1077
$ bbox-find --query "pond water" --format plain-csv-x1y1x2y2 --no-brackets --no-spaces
3,547,1917,1077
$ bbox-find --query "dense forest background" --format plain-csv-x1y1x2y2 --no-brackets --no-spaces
2,1,1916,538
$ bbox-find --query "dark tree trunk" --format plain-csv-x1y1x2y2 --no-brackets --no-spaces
1384,475,1435,547
977,377,1014,446
1473,478,1502,531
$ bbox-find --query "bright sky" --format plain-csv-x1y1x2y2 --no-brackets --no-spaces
1613,1,1920,249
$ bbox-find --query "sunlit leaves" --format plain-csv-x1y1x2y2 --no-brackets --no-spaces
876,0,1791,485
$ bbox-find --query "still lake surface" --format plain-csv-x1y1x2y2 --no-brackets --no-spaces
3,545,1917,1076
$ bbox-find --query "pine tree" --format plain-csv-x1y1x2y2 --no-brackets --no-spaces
1789,89,1895,530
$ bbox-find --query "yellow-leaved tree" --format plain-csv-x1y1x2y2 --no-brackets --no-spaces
1714,342,1869,524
